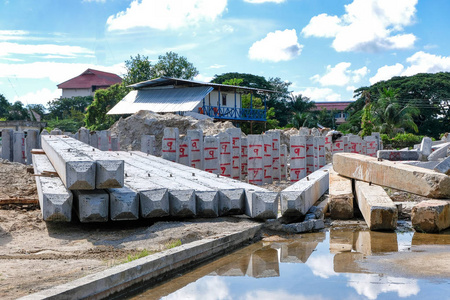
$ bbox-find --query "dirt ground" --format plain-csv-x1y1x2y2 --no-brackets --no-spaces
0,160,443,299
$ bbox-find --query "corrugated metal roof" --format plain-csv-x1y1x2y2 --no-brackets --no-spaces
107,86,213,115
128,77,275,93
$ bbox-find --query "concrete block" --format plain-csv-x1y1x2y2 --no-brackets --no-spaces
241,137,248,178
262,134,273,184
108,187,139,221
226,128,241,180
281,165,331,217
420,137,433,157
428,143,450,161
266,131,281,181
332,136,345,154
162,127,179,162
13,131,26,164
333,153,450,198
328,168,353,219
305,136,315,175
354,180,398,231
195,191,219,217
139,188,170,218
411,200,450,233
26,129,39,164
78,127,90,145
402,160,440,170
141,135,155,155
50,128,62,135
32,154,73,222
41,135,96,190
203,136,220,174
73,189,109,223
280,144,287,181
281,219,324,234
245,190,279,219
178,136,192,167
169,189,196,218
111,136,120,151
1,129,13,161
218,189,245,216
246,248,280,278
354,231,398,255
434,156,450,175
377,150,421,161
247,135,264,185
364,136,378,157
290,135,306,182
315,136,325,168
90,132,98,149
217,132,232,178
187,130,203,169
97,130,111,151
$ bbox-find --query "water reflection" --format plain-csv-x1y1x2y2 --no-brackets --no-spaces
129,229,450,300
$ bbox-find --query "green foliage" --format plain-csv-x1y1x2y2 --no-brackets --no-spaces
239,94,278,134
0,93,11,119
222,78,243,86
47,96,93,120
84,84,130,130
361,103,374,137
125,249,151,263
8,101,29,120
154,51,199,79
381,133,426,149
46,118,81,133
165,239,182,249
211,72,272,90
123,54,154,86
27,104,46,120
351,72,450,138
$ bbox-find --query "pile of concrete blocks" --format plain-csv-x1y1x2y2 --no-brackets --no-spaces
33,135,281,223
1,128,40,164
332,153,450,232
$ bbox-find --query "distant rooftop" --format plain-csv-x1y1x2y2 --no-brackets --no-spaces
57,69,122,89
311,101,353,111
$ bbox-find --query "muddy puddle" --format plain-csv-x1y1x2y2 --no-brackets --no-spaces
124,227,450,300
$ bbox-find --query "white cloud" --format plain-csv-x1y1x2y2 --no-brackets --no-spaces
164,277,232,300
305,254,339,279
346,274,420,300
207,64,226,69
194,73,214,83
13,88,62,106
0,42,93,58
346,85,356,92
248,29,303,62
244,0,285,3
311,62,368,87
243,290,325,300
369,51,450,84
0,61,125,83
82,0,106,3
0,30,28,41
107,0,227,31
302,0,418,52
369,63,404,84
295,87,342,102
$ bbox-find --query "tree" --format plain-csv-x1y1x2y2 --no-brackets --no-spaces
153,51,198,79
0,93,10,119
360,104,374,137
123,54,154,86
47,96,93,120
8,101,29,120
211,72,272,90
84,84,130,130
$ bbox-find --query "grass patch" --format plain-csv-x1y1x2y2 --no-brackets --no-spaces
125,249,152,263
165,239,182,249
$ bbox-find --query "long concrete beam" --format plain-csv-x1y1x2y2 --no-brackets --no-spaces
333,153,450,198
52,136,124,189
32,153,73,222
41,135,96,190
73,189,109,223
354,180,397,231
328,167,353,219
281,164,331,217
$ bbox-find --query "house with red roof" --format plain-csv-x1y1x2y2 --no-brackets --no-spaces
57,69,122,98
311,101,353,125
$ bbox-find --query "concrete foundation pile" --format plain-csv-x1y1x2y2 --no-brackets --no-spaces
1,128,40,164
33,135,281,222
331,153,450,232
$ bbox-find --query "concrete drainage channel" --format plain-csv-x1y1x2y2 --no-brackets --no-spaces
19,224,262,300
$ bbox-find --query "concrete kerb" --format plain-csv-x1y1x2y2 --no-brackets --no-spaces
18,223,262,300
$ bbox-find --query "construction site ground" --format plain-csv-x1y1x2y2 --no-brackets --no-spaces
0,159,448,299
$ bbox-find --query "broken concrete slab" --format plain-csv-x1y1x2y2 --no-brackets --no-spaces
354,180,398,231
401,160,440,170
281,165,331,217
73,189,109,222
377,149,422,161
328,168,353,219
281,219,324,234
411,200,450,233
41,135,96,190
32,153,73,222
434,156,450,175
428,143,450,161
108,186,139,221
333,153,450,198
420,136,433,157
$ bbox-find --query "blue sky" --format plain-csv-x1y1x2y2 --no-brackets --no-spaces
1,0,450,107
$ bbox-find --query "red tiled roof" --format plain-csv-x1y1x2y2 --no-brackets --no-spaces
311,101,353,111
57,69,122,89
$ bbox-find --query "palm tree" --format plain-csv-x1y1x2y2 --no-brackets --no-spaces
288,94,316,128
372,88,419,136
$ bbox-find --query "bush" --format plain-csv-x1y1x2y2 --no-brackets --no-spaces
383,133,426,149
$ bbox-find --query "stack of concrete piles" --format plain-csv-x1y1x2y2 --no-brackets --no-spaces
1,128,40,164
331,153,450,232
33,135,281,222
